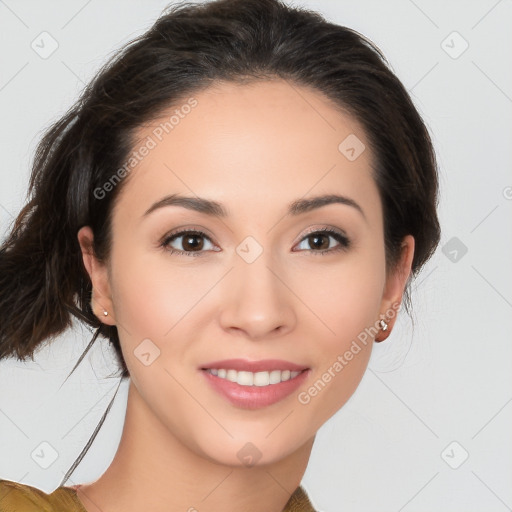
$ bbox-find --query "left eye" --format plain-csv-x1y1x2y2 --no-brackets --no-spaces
294,229,350,254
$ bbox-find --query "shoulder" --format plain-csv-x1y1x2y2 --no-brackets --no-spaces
283,485,317,512
1,478,315,512
0,478,86,512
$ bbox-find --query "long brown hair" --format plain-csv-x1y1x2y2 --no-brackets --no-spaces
0,0,441,484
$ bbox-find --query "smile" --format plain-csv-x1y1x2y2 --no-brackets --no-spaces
204,368,303,387
201,366,310,410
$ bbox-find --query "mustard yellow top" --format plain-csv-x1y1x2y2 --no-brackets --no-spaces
0,478,316,512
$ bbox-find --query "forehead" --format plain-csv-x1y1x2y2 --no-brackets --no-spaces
115,79,380,226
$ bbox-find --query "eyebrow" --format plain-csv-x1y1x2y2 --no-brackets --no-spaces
143,193,367,222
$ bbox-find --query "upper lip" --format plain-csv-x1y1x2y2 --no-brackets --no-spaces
200,358,309,372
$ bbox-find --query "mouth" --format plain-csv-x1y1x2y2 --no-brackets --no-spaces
200,358,310,409
202,367,306,386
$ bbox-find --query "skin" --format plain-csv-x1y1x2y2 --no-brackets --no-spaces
76,79,414,512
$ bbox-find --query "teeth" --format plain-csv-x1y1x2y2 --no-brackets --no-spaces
237,371,253,386
269,370,282,384
206,368,302,386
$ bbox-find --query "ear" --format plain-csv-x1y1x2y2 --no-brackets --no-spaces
375,234,415,341
77,226,116,326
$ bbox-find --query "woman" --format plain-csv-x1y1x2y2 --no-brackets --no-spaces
0,0,440,510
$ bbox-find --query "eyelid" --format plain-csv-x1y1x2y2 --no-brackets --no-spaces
159,225,216,244
297,225,349,242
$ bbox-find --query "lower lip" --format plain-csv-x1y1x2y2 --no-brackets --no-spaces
201,369,310,410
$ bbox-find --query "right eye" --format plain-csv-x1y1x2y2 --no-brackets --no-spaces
160,229,217,257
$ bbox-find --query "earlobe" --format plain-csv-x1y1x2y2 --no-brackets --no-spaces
375,235,415,342
77,226,116,326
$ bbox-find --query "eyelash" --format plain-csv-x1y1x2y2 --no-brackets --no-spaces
160,227,351,257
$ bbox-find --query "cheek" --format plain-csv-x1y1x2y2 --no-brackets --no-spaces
291,254,384,424
298,342,372,433
294,252,386,351
295,269,379,427
109,246,209,340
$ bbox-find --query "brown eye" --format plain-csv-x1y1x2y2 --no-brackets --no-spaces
161,230,215,256
181,233,205,251
294,228,350,255
307,233,330,251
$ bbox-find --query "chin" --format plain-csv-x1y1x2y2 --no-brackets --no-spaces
192,428,310,469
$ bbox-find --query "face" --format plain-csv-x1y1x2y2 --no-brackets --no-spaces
79,79,413,467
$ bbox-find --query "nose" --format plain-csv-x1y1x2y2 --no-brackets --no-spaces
218,251,297,341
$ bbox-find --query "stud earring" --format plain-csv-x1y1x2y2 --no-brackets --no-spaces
379,319,388,331
103,310,108,316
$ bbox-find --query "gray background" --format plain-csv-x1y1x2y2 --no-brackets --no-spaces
0,1,511,511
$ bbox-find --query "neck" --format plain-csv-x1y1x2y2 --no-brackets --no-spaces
75,379,314,512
